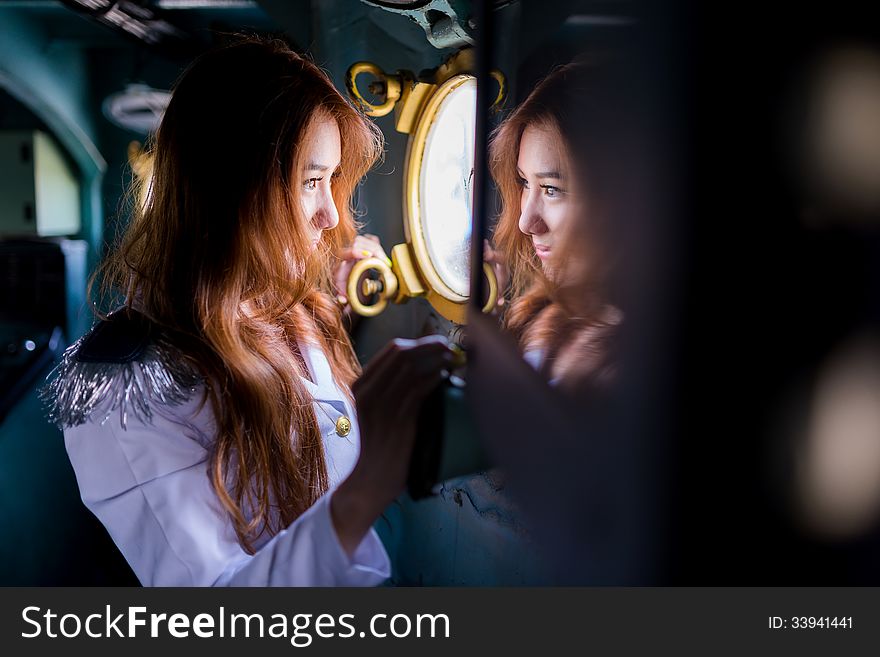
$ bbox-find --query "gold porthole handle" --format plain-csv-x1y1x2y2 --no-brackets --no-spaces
347,257,400,317
346,62,403,118
346,254,497,320
480,262,498,314
490,70,507,110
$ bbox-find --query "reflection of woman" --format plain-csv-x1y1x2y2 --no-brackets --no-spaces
43,38,451,586
488,63,623,391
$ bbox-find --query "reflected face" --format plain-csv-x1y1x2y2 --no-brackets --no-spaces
300,117,342,249
517,124,576,270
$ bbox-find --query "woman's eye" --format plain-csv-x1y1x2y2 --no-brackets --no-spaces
517,176,529,189
541,185,563,198
304,177,321,191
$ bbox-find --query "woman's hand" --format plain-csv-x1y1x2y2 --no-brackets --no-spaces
330,335,453,555
333,234,391,307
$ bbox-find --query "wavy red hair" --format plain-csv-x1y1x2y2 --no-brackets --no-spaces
96,37,383,551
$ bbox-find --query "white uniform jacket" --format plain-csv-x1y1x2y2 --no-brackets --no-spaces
46,315,390,587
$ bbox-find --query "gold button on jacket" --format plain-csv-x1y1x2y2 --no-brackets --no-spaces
335,415,351,437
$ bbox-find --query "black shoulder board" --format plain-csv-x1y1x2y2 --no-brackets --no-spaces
76,308,155,364
40,308,201,429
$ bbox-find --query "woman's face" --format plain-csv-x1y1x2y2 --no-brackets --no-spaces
517,124,577,271
300,117,342,249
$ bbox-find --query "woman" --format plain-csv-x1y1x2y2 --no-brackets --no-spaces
488,61,629,392
42,38,451,586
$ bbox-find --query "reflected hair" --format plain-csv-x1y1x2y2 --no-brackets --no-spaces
96,37,383,552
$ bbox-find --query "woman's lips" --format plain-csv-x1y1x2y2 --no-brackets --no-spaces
533,243,552,260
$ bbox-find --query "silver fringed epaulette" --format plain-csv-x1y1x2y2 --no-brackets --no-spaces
40,310,202,430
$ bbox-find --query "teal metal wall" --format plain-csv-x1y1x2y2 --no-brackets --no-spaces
0,6,126,585
0,7,105,277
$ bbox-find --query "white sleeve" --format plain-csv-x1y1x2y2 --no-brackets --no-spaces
63,409,390,587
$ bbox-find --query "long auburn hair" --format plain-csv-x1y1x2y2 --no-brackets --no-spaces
489,61,631,388
96,37,383,552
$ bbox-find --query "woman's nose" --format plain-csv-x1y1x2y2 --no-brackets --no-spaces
518,193,546,235
313,188,339,230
